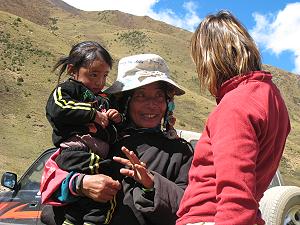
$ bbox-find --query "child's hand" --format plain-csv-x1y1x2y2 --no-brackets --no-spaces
94,110,108,128
106,109,122,124
88,123,97,133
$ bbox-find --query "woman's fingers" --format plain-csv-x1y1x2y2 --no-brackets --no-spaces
119,167,135,177
100,185,119,201
113,146,153,188
121,146,141,165
113,146,144,168
113,156,131,167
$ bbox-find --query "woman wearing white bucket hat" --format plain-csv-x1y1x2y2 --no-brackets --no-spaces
105,53,185,96
41,53,193,225
106,53,185,138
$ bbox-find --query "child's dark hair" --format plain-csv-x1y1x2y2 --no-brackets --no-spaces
53,41,113,82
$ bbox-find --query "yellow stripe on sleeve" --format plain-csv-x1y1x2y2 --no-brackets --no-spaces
89,153,96,174
53,87,92,111
104,196,117,224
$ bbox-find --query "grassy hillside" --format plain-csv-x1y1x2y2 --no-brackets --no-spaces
0,0,299,186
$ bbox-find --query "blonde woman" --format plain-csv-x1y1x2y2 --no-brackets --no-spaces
176,11,290,225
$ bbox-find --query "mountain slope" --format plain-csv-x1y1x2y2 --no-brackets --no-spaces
0,0,299,186
0,0,80,25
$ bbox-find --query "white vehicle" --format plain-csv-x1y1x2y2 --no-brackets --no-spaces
1,130,299,224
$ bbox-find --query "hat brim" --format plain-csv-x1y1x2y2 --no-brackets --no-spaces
105,75,185,96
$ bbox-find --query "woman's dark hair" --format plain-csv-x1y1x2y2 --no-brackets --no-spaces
53,41,113,82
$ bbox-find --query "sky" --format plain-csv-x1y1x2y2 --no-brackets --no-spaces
61,0,300,75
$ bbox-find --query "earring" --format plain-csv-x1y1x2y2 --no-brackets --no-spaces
163,99,178,139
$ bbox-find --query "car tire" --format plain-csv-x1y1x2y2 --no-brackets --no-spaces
259,186,300,225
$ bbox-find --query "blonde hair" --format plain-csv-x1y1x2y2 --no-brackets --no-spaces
191,10,261,96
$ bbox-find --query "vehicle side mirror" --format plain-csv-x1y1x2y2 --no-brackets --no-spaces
1,172,18,190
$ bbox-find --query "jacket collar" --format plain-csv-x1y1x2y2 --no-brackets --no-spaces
216,71,272,104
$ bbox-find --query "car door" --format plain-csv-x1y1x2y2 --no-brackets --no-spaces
0,148,56,224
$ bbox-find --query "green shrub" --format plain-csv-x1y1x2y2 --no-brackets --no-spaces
117,30,151,50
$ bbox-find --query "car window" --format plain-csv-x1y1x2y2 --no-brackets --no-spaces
19,151,53,190
189,139,198,150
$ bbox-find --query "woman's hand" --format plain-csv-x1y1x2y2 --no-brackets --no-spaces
113,146,154,189
81,174,121,203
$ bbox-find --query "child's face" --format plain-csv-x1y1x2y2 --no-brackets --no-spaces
74,60,110,94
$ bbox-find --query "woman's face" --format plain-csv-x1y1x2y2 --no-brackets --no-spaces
129,82,167,128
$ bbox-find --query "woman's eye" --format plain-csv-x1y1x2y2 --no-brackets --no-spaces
133,93,145,100
136,94,144,98
156,93,165,100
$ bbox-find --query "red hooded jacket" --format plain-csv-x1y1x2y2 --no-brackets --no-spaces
177,71,290,225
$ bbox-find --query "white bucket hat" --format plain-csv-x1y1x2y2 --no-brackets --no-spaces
105,54,185,96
